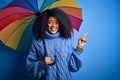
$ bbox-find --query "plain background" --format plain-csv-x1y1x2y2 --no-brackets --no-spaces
72,0,120,80
0,0,120,80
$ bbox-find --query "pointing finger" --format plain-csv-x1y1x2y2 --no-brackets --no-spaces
83,32,88,37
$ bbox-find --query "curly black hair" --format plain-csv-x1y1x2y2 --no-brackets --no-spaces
33,8,73,39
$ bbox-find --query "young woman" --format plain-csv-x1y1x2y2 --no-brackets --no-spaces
26,8,87,80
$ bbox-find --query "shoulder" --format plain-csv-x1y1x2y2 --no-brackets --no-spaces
64,38,72,42
31,36,43,46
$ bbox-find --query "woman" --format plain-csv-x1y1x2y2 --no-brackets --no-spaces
26,8,87,80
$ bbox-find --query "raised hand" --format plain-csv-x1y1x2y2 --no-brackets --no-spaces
77,32,88,50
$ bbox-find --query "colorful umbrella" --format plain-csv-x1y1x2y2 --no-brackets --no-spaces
0,0,83,52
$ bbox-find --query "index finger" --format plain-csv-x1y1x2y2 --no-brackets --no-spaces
82,32,88,37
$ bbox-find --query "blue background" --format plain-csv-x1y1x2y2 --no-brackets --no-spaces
0,0,120,80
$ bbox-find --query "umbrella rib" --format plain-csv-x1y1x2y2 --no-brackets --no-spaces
3,18,26,42
1,0,13,10
4,22,25,43
41,0,58,11
58,6,82,10
68,14,82,21
26,0,37,12
20,16,33,20
47,1,58,9
0,13,34,21
5,18,31,48
2,16,33,43
39,0,46,11
58,6,82,20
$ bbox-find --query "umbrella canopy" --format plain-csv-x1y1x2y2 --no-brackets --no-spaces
0,0,83,52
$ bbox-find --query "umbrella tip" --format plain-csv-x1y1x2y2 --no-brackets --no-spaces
36,12,41,16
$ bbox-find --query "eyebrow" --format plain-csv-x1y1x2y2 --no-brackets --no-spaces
48,19,58,22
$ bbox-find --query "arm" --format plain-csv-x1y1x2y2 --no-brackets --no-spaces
26,38,45,78
68,33,88,72
68,48,82,72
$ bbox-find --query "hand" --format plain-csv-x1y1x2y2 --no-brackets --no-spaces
43,57,52,66
77,32,88,50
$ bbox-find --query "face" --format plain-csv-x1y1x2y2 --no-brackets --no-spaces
47,16,59,34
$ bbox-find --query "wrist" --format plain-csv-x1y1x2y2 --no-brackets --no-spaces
77,46,83,50
43,61,47,67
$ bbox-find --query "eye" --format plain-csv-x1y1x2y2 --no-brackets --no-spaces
48,21,52,24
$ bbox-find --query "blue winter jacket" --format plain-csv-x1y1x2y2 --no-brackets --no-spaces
26,31,82,80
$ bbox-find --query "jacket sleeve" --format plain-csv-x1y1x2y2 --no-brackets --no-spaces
26,38,45,78
68,40,83,72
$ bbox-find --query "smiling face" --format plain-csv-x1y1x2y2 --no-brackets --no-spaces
47,16,59,34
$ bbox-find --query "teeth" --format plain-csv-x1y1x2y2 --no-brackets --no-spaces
51,28,56,30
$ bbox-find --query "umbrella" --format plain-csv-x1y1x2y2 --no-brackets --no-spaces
0,0,83,52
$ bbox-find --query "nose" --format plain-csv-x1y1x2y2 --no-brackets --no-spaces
51,22,56,27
